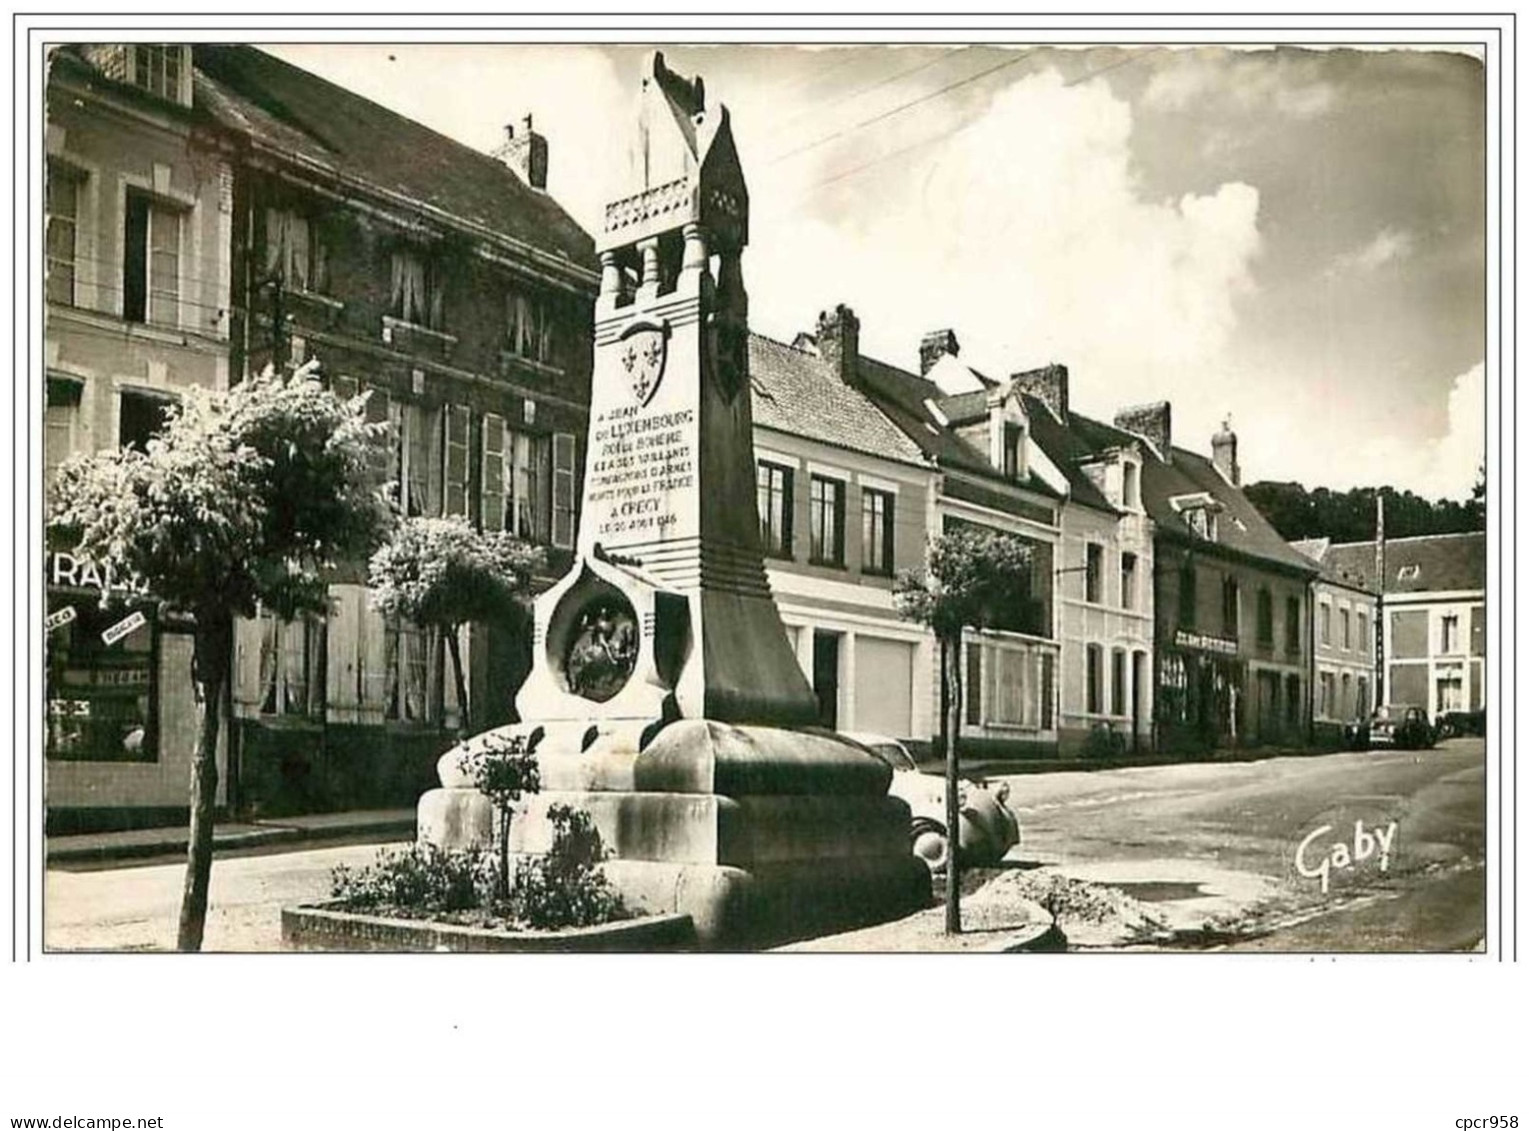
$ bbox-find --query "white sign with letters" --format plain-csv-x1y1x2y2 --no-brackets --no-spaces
45,606,78,634
101,610,147,646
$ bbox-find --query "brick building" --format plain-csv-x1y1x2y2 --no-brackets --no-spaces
189,46,600,814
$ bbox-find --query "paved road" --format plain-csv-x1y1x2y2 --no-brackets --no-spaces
994,738,1486,951
44,739,1485,953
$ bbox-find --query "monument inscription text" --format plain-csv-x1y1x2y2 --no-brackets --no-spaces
585,402,696,540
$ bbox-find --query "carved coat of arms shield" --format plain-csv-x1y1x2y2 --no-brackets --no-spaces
618,321,669,407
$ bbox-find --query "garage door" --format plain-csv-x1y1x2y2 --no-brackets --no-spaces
855,636,915,738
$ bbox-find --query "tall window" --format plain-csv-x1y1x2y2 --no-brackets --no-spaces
130,45,184,100
123,190,180,326
481,416,554,542
1440,614,1460,654
1085,543,1103,603
1086,644,1103,714
1358,610,1371,654
1340,607,1351,651
1286,595,1302,655
1257,588,1274,646
1222,577,1239,637
861,487,894,576
1178,564,1197,629
757,461,794,558
809,475,845,566
385,618,435,723
443,404,471,518
397,402,443,518
391,248,444,330
264,207,326,293
507,288,555,363
1357,676,1370,717
1320,601,1332,646
1120,551,1137,610
1111,648,1126,716
46,164,81,306
1002,423,1024,478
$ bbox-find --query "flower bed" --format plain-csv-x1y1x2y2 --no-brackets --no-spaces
282,902,695,952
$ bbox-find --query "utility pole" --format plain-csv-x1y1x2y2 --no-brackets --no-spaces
1374,494,1386,706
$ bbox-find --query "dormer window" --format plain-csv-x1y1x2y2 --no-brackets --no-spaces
1397,564,1421,583
1002,421,1025,479
129,45,189,103
1122,460,1140,510
1171,492,1220,541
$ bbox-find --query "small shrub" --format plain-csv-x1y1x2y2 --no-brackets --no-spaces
463,729,542,902
330,843,490,917
508,804,629,931
1083,722,1125,760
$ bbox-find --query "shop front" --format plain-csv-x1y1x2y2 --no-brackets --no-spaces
1156,628,1245,755
44,550,224,832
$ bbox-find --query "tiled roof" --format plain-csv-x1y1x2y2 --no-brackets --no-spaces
1325,531,1486,595
1019,398,1116,513
854,355,1061,498
191,45,596,274
748,335,928,467
1071,414,1315,574
1291,537,1375,591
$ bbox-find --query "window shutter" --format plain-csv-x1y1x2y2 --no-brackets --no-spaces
552,432,576,548
965,641,983,727
444,404,471,518
232,617,265,718
325,585,361,725
147,204,180,327
481,413,505,531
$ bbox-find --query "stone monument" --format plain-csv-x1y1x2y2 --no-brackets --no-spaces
418,52,929,946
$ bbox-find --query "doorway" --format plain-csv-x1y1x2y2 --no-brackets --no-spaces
812,630,841,730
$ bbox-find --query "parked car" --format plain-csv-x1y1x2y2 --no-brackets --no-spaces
842,732,1021,871
1434,710,1486,740
1367,705,1436,750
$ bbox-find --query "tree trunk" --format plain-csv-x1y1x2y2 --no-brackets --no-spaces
497,806,511,906
445,626,470,736
178,610,232,952
943,633,962,935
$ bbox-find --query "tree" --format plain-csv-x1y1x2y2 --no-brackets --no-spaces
367,517,545,734
47,363,393,951
894,525,1034,934
463,730,542,905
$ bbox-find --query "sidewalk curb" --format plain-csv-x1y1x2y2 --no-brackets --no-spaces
46,815,417,866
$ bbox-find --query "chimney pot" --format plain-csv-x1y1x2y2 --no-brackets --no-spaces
493,113,548,190
1211,415,1240,486
1114,401,1173,463
919,329,960,375
1012,363,1069,423
815,304,861,384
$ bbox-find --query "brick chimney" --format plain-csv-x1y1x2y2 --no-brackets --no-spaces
1211,415,1240,485
493,114,548,190
919,329,959,375
1012,363,1069,423
816,304,860,384
1115,401,1172,463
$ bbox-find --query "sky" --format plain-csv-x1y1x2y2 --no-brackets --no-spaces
266,42,1487,500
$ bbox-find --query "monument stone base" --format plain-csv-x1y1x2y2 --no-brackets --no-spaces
417,719,932,947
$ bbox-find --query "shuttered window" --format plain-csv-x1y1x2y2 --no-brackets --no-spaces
443,404,471,518
552,433,577,548
481,413,506,531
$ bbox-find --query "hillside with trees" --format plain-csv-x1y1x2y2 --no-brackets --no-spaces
1245,467,1485,543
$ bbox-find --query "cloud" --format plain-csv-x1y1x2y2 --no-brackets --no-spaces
744,68,1263,416
1330,227,1415,274
1143,49,1335,119
1245,362,1485,498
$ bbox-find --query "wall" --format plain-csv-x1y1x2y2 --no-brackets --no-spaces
1057,502,1154,754
1312,580,1378,722
1383,593,1487,720
755,429,938,740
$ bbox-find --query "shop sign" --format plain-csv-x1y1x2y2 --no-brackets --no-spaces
101,610,148,646
1173,628,1239,656
47,551,149,596
44,605,78,634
